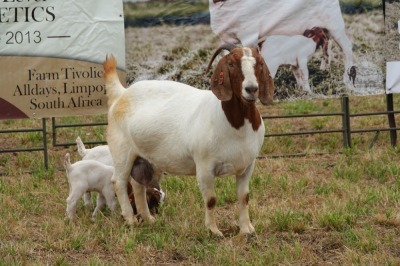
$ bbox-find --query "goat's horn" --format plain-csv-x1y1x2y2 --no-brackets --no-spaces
205,43,236,73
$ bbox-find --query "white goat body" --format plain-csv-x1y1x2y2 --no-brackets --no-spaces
76,137,114,207
261,35,321,93
64,153,117,221
262,35,315,81
104,47,272,236
209,0,353,82
109,82,262,175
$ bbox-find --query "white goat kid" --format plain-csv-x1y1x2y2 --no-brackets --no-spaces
260,27,331,93
104,45,273,237
209,0,353,85
76,136,113,207
75,136,166,210
64,153,117,221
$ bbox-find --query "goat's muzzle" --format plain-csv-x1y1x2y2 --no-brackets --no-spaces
245,86,258,95
243,85,259,103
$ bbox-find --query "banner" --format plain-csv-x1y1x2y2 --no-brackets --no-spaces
0,0,126,119
385,0,400,93
123,1,388,103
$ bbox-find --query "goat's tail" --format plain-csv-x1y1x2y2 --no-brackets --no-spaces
64,153,72,171
75,136,87,157
103,54,125,106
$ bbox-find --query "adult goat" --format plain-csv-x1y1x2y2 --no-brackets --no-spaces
104,45,273,237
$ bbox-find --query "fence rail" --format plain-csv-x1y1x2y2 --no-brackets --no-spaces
0,94,398,169
0,118,48,168
51,117,107,147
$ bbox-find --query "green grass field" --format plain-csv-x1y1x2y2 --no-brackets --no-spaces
1,94,399,265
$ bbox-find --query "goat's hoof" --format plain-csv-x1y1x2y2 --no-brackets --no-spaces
135,214,155,224
121,214,137,225
244,231,256,240
146,215,156,224
209,229,224,239
65,216,75,224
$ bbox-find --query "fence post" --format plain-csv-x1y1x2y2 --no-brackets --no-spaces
341,95,351,148
42,118,48,169
386,93,397,147
51,117,57,147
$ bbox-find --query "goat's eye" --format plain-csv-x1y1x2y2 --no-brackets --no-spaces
228,62,234,68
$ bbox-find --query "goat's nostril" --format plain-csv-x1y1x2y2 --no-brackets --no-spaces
245,86,258,94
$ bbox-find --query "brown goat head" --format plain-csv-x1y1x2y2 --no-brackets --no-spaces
208,45,274,105
303,27,329,50
127,182,163,216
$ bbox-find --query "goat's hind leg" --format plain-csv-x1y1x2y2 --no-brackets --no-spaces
329,28,353,87
131,178,155,223
110,149,136,225
236,161,256,236
92,193,106,220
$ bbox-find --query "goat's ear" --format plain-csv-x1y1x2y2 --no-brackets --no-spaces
258,57,274,105
210,56,232,101
303,29,316,38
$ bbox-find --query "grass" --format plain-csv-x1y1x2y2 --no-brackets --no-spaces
0,94,399,265
124,0,208,22
123,0,209,29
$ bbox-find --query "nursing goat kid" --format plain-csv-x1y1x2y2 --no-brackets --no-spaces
104,45,273,237
64,153,117,221
75,136,165,215
260,27,331,93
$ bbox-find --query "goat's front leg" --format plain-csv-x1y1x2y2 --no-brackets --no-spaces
236,161,256,236
66,187,84,222
298,59,311,93
196,169,222,237
83,192,92,207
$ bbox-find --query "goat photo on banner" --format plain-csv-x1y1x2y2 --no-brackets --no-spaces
209,0,384,100
123,0,384,102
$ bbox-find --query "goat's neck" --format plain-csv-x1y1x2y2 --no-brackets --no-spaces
221,96,262,131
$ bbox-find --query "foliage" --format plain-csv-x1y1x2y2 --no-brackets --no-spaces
340,0,383,14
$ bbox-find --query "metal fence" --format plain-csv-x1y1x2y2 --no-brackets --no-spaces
0,94,398,169
0,118,49,169
51,117,107,147
260,94,399,158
